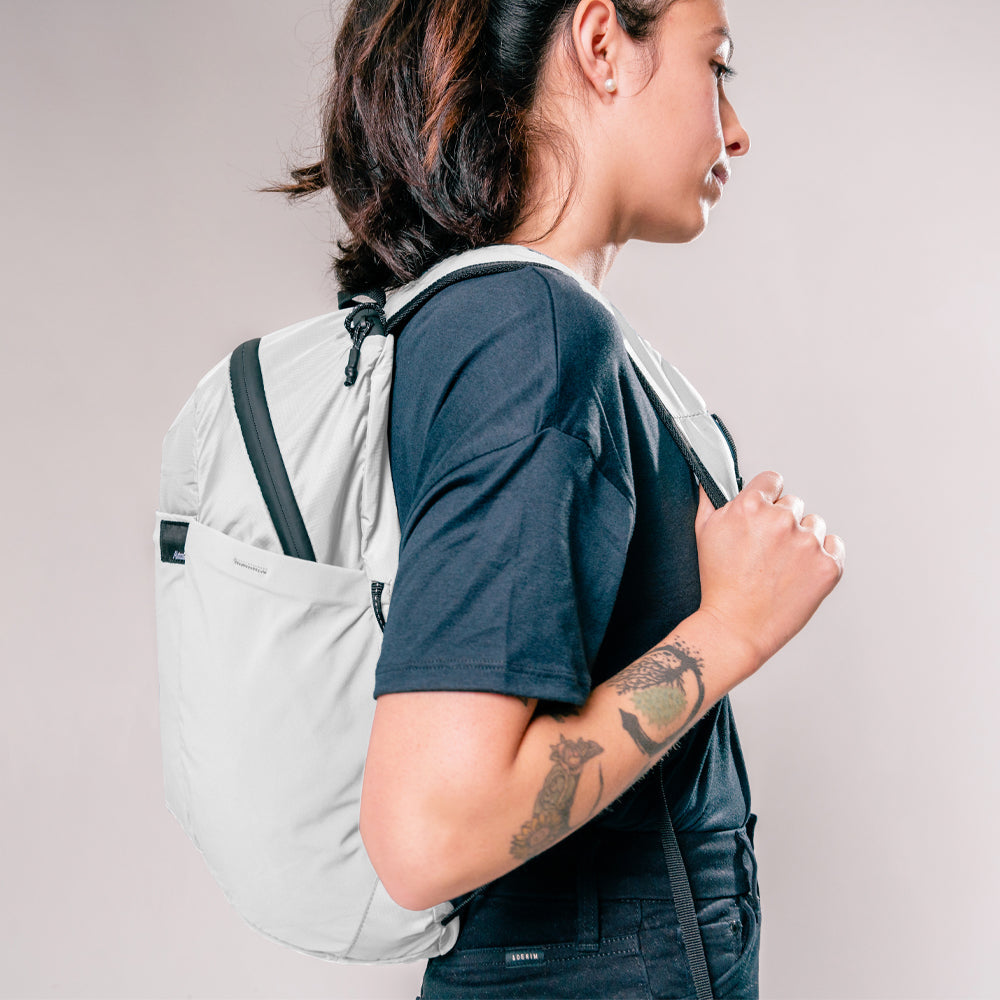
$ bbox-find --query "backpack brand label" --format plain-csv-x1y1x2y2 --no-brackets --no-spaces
159,520,189,564
505,949,544,967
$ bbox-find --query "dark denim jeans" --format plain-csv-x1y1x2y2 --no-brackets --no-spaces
420,816,760,1000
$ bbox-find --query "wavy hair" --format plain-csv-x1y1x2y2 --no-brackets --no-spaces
259,0,676,292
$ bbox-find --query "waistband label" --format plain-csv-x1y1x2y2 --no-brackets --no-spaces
505,949,545,967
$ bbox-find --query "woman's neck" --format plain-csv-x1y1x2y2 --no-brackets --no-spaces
499,236,621,292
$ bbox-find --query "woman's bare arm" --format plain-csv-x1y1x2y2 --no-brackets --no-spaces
362,608,754,909
360,472,845,910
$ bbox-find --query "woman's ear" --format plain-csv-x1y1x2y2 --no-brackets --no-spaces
568,0,625,100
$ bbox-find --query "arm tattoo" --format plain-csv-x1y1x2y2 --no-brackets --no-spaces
533,700,580,723
551,706,580,723
616,640,705,757
510,735,604,861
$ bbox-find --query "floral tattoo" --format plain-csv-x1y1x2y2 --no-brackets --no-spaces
510,735,604,860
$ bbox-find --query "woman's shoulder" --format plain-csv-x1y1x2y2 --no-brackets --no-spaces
391,261,632,503
403,259,615,328
397,262,623,392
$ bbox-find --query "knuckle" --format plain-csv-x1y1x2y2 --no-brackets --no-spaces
804,513,826,534
823,541,845,577
778,497,803,523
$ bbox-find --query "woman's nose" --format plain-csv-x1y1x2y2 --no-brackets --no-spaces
723,99,750,158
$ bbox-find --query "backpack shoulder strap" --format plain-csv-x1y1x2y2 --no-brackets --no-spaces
229,337,316,562
383,246,734,509
233,247,734,560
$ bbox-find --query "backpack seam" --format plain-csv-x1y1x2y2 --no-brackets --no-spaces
343,875,382,959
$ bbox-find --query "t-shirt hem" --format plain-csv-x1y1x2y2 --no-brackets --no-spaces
373,662,589,705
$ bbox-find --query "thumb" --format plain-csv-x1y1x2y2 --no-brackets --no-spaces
695,483,715,534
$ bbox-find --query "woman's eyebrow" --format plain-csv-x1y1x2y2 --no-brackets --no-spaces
705,26,735,62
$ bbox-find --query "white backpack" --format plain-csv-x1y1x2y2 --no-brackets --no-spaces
153,243,742,964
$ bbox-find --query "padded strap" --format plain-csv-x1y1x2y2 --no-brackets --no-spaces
383,260,542,337
229,338,316,562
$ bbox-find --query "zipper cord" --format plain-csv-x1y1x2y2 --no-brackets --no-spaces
343,295,388,387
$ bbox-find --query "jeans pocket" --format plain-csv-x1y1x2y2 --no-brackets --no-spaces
639,894,759,1000
710,892,761,999
696,896,744,989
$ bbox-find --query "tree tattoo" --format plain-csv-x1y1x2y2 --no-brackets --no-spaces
509,735,604,860
616,640,705,756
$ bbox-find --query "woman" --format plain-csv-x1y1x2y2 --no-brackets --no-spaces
266,0,845,996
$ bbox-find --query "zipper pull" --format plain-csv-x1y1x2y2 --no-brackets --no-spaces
342,296,388,387
344,341,362,386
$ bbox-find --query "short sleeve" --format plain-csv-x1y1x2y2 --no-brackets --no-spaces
374,426,635,704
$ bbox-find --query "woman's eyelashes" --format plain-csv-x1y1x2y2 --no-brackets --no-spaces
712,61,737,84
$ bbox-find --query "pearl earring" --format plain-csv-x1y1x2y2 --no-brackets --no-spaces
604,77,617,93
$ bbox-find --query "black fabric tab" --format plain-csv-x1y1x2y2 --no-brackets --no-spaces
159,520,189,564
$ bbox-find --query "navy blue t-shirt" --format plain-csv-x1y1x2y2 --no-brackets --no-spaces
375,261,751,835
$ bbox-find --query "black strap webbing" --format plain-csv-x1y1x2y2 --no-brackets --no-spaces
659,768,715,999
229,338,316,562
629,359,728,510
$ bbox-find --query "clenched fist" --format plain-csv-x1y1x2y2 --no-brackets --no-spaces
694,470,846,670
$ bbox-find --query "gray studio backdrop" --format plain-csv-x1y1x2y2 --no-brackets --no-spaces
2,1,997,997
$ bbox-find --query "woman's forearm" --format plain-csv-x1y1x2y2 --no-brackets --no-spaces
363,476,844,911
508,607,757,861
367,607,758,910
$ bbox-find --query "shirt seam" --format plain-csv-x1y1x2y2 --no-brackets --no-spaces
536,266,561,432
530,266,633,504
376,660,580,674
409,426,635,528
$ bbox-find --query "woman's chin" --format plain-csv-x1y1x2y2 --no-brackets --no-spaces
638,213,708,245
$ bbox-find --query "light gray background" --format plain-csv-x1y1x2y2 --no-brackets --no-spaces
2,1,996,997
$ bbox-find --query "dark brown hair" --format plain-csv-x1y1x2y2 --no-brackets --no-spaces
258,0,675,293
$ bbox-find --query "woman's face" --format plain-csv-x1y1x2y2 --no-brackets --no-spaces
617,0,750,243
